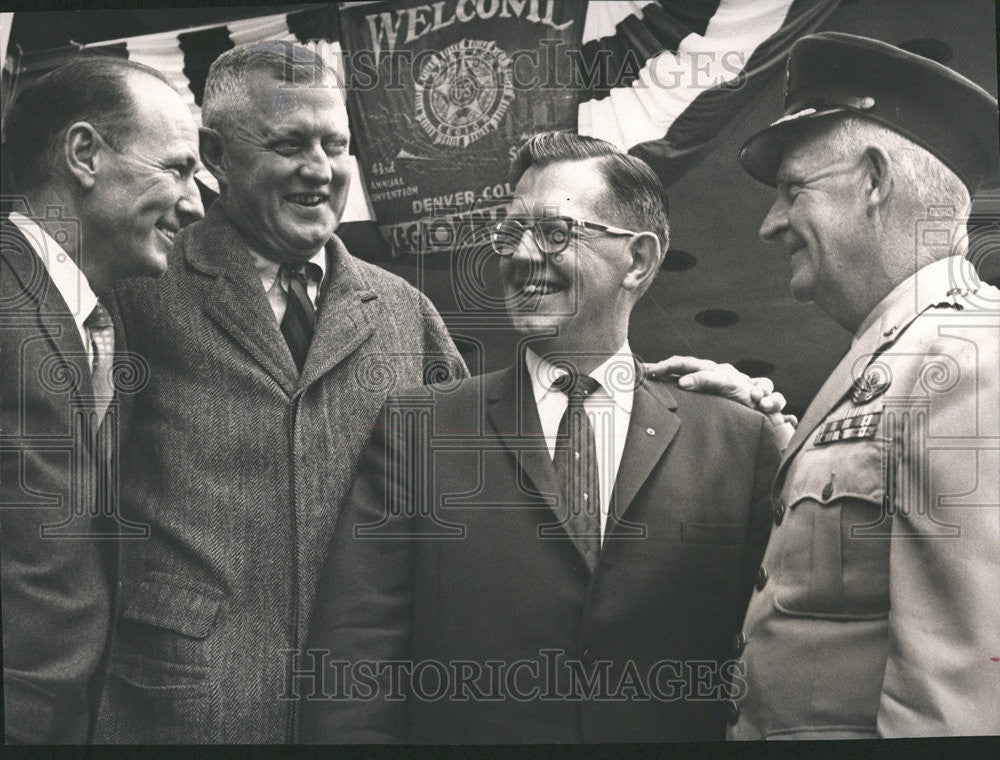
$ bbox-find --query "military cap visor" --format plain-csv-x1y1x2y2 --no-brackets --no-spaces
739,32,1000,192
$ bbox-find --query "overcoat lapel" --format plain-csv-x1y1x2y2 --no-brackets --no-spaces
184,207,299,395
184,206,377,396
297,235,374,392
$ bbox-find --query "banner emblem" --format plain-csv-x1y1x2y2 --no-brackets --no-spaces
414,39,514,148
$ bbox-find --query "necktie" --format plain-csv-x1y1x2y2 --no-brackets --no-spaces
280,262,319,372
552,371,602,572
84,300,115,424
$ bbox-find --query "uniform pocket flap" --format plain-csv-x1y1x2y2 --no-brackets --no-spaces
121,575,223,639
681,521,746,544
786,444,885,509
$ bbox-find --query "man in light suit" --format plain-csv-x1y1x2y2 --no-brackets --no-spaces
729,33,1000,738
300,132,788,743
1,57,203,743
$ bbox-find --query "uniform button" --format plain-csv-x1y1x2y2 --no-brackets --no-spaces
822,481,834,500
733,631,746,656
726,700,740,725
581,649,596,668
755,566,768,590
773,503,785,525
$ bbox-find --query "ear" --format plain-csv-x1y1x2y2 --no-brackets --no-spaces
199,127,227,184
622,232,661,293
64,122,102,190
862,146,893,214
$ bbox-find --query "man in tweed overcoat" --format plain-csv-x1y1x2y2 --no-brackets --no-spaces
93,43,467,743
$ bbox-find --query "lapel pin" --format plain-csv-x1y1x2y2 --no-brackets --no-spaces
646,427,655,436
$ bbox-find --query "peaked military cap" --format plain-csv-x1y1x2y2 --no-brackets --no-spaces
739,32,1000,192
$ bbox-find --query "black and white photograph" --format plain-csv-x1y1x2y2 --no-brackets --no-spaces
1,0,998,749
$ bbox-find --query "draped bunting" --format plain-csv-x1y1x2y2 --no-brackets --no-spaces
4,1,838,230
577,0,841,186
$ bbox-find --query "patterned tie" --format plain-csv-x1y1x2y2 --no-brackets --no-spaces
280,262,319,372
84,300,115,424
552,371,602,572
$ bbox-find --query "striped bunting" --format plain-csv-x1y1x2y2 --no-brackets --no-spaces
9,1,839,227
577,0,842,185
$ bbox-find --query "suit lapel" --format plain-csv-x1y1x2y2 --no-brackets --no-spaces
485,363,563,516
297,236,374,392
3,221,92,398
608,372,680,531
185,207,299,395
485,362,681,565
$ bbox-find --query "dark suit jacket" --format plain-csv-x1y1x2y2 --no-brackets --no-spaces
301,359,783,743
93,204,466,743
1,221,117,743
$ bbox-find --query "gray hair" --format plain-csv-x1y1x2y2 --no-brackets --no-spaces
202,41,340,135
808,116,971,256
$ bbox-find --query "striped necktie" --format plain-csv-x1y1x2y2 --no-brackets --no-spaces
552,371,602,572
280,262,320,372
84,300,115,424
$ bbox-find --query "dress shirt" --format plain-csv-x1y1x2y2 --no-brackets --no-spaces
526,342,636,540
9,211,98,365
249,247,327,323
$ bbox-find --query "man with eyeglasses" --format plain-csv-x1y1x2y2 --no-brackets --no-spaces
728,33,1000,738
301,131,787,743
1,57,203,743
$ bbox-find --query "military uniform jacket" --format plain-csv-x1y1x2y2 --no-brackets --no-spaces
731,257,1000,738
92,204,466,743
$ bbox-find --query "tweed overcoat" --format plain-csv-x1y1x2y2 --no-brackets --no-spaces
1,220,118,743
93,204,466,743
301,361,784,742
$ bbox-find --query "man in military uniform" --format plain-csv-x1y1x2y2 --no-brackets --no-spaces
729,33,1000,738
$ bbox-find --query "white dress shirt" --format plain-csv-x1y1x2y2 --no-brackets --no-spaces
525,341,636,541
9,211,98,365
249,247,327,323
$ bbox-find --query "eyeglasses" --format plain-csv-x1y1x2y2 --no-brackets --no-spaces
490,215,639,256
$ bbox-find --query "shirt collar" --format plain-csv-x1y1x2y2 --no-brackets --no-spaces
248,246,327,292
9,210,98,331
853,256,982,347
525,341,636,413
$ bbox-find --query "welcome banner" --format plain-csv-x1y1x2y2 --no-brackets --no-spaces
338,0,589,256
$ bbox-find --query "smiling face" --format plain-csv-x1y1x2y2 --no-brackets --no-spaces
498,159,635,357
216,73,351,263
758,128,876,325
87,72,203,280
